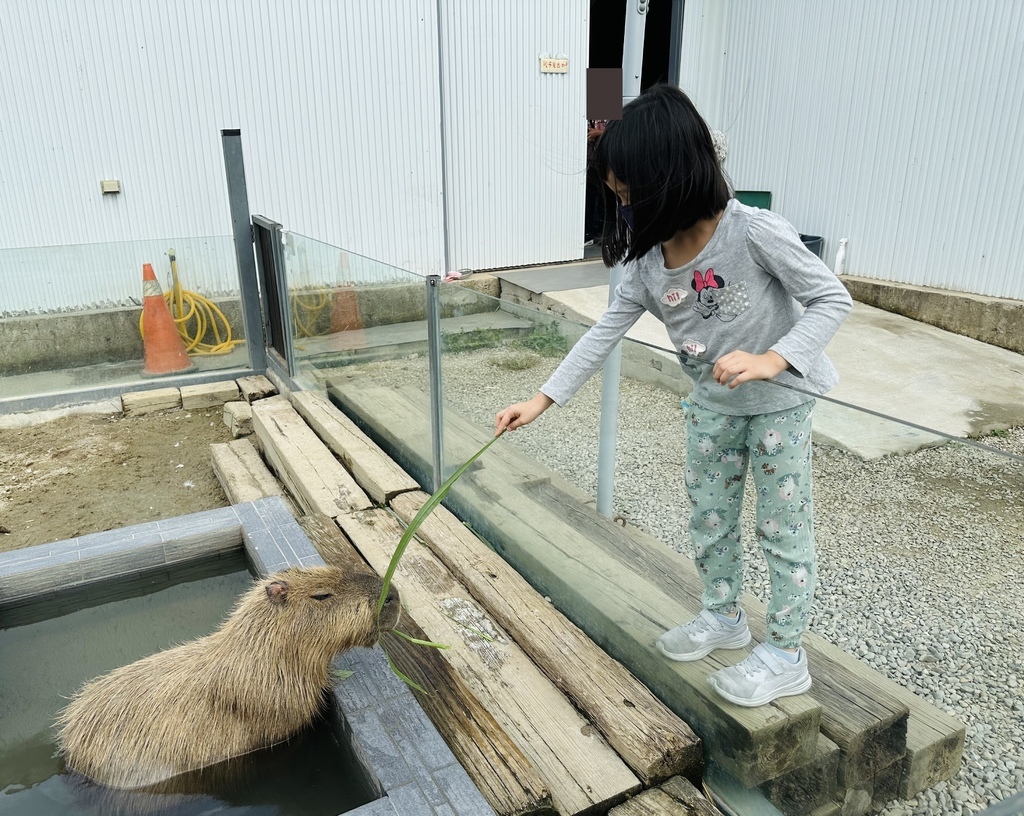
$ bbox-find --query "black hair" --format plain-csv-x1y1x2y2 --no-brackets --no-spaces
591,84,731,267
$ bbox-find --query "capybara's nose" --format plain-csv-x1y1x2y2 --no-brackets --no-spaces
380,585,401,629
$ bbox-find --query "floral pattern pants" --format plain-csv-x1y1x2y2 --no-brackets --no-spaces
684,400,816,649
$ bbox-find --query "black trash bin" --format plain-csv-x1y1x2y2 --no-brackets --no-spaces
800,234,823,258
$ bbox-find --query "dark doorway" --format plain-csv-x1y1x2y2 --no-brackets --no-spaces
585,0,678,254
588,0,674,90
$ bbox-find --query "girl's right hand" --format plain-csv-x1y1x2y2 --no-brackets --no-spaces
495,393,554,435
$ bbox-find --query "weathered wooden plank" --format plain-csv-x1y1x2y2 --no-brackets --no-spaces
898,699,966,799
743,614,908,788
290,390,420,504
235,374,277,404
330,376,965,794
180,379,239,409
121,386,180,415
390,489,704,788
834,756,906,816
660,776,723,816
870,759,903,812
385,610,557,816
609,787,716,816
336,506,641,816
610,777,722,816
759,734,840,816
296,514,554,816
209,437,297,514
250,396,372,517
328,378,820,789
222,400,253,437
296,513,369,573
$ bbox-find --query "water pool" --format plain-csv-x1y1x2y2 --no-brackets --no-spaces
0,557,378,816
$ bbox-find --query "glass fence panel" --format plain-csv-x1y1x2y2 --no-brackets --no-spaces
0,237,249,405
280,234,434,490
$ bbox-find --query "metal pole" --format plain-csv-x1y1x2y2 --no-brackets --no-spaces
668,0,685,87
426,274,445,492
221,129,267,374
596,1,648,518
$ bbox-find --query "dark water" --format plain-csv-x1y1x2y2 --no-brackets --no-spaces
0,560,378,815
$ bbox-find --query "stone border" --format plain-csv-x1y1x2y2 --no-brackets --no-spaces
0,496,493,816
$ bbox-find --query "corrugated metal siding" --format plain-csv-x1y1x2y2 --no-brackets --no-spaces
680,0,1024,301
0,0,445,313
439,0,589,271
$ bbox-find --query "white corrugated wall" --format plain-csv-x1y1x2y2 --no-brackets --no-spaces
439,0,589,271
0,0,446,313
0,0,591,315
680,0,1024,301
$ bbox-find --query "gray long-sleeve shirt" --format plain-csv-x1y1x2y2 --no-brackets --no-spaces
541,199,853,416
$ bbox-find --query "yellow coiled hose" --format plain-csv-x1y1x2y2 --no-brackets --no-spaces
138,250,246,355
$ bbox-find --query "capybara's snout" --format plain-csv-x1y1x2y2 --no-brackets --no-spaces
378,584,401,634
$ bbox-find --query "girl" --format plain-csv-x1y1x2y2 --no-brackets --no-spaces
494,85,852,707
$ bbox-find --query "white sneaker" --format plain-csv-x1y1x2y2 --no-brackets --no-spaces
656,609,751,662
708,643,812,707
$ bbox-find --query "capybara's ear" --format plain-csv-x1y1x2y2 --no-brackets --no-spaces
266,580,289,605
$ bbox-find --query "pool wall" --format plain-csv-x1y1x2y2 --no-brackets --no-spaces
0,496,494,816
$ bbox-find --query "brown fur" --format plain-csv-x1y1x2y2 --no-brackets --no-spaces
56,566,401,789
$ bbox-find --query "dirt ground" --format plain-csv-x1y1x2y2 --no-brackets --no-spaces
0,408,234,553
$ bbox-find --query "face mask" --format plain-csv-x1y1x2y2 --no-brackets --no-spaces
618,202,635,232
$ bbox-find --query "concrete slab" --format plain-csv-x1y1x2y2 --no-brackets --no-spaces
500,276,1024,460
491,259,611,293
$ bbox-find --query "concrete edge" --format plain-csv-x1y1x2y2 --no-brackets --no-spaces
840,276,1024,356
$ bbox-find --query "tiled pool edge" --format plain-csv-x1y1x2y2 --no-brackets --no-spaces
0,496,494,816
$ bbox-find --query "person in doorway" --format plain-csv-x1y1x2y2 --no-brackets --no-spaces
584,118,609,245
495,84,852,707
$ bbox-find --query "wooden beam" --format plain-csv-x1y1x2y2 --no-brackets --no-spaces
390,490,703,788
336,506,641,816
329,376,965,795
210,437,298,515
743,616,908,790
290,390,420,505
250,396,371,517
297,513,553,816
759,735,840,816
384,609,556,816
609,776,723,816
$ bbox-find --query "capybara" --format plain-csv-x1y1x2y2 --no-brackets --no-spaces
56,565,401,789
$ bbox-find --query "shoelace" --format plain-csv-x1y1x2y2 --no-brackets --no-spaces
684,609,721,636
734,647,773,680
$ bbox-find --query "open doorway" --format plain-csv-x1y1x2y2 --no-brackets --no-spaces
585,0,678,256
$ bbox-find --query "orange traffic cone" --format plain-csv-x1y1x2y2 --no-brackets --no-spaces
140,263,193,376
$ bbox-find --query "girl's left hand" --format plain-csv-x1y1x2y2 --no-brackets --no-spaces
713,350,789,388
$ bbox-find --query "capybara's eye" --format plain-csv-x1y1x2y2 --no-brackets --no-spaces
311,593,333,601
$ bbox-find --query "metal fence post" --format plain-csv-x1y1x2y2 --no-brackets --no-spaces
426,275,445,492
221,129,266,374
597,0,648,518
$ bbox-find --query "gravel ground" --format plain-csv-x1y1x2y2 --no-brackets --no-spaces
355,349,1024,816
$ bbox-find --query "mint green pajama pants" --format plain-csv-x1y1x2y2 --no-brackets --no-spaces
684,400,816,649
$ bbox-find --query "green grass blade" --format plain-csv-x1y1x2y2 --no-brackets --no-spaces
391,629,450,649
384,648,429,695
376,430,505,613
